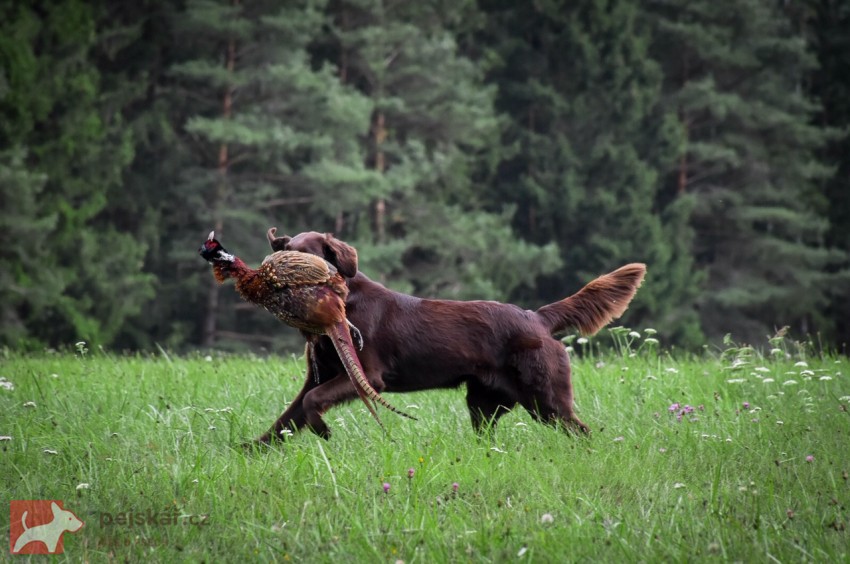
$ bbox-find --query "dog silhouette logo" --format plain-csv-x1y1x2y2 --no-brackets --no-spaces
9,500,84,555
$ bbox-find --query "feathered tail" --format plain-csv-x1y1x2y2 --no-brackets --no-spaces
536,263,647,336
327,322,417,429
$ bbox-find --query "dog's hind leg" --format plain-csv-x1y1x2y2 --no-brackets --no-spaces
516,341,590,435
302,373,373,439
466,378,516,435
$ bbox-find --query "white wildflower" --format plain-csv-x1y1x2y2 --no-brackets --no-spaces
50,373,59,378
576,337,589,345
540,513,554,524
565,346,574,353
754,366,770,373
800,370,815,377
517,546,528,558
22,401,36,408
644,338,659,345
204,355,213,362
665,367,679,374
839,396,850,402
0,436,11,441
628,331,641,339
0,378,14,391
515,422,527,427
727,378,746,384
794,361,809,368
43,449,58,455
76,483,90,491
770,348,783,356
490,446,507,453
783,380,798,386
819,376,833,381
644,328,657,335
673,483,686,489
762,378,775,384
776,421,784,426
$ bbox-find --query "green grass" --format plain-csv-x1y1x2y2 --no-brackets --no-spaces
1,339,848,562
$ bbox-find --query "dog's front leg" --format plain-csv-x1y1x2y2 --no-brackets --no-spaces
301,374,363,439
249,344,321,447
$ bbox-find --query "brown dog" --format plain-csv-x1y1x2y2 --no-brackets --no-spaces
255,230,646,443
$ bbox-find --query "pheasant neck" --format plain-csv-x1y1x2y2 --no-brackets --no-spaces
213,256,257,285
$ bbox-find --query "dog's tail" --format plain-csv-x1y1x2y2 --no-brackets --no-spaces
20,510,29,532
536,263,646,336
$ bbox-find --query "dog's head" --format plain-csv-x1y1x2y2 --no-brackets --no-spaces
267,228,358,278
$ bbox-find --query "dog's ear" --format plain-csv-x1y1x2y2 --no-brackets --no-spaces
323,233,358,277
267,227,291,252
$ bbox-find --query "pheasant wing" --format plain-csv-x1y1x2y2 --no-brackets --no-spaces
261,251,332,287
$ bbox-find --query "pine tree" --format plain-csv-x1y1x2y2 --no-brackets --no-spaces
645,0,844,343
0,1,154,348
163,0,376,348
313,0,561,301
478,0,703,344
807,0,850,349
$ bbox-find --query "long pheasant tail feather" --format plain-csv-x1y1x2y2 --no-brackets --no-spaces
326,323,383,429
327,322,417,424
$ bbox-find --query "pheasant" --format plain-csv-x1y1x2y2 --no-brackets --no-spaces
199,231,414,429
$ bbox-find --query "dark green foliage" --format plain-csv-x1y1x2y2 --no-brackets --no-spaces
1,0,847,351
645,0,848,344
808,0,850,349
294,0,564,302
478,0,703,344
0,1,154,348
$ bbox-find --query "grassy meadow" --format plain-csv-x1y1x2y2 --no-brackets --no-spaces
1,333,848,562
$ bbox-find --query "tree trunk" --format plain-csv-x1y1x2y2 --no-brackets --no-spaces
201,12,237,347
677,114,688,195
677,57,689,196
372,111,387,243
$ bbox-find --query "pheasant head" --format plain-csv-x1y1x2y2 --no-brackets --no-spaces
199,231,238,283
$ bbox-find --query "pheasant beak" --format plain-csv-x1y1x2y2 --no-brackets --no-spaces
208,231,215,241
